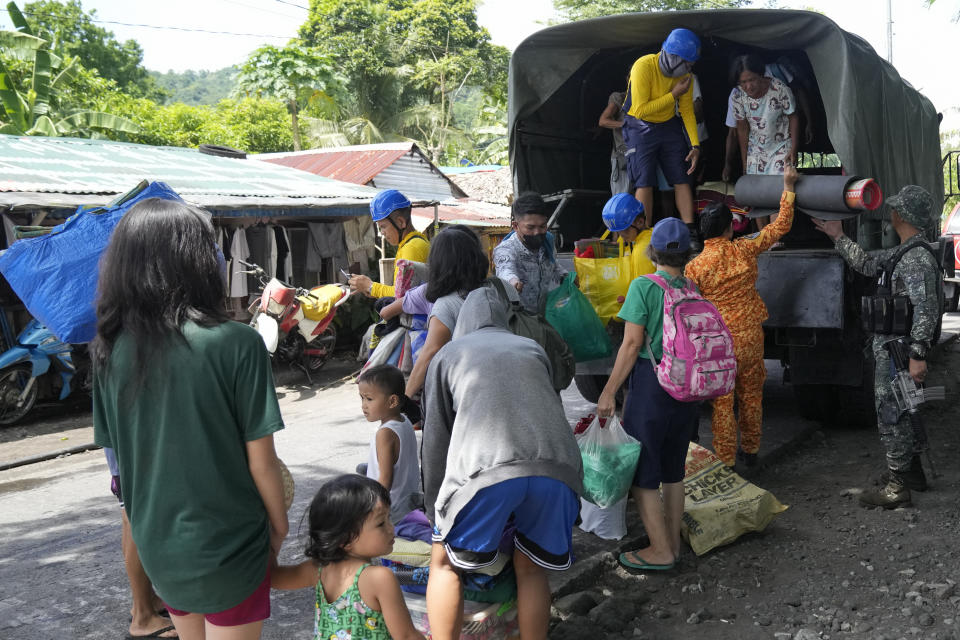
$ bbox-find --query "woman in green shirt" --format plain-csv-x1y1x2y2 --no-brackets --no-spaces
597,218,697,573
92,198,288,639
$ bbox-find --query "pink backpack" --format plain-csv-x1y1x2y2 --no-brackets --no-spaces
643,274,737,402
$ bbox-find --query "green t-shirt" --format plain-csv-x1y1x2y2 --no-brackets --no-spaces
93,321,284,613
617,270,688,361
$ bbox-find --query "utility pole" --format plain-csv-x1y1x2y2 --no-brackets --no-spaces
886,0,894,63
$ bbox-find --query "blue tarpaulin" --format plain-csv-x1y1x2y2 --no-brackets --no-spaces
0,182,185,343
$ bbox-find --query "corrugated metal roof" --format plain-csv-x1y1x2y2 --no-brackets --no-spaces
258,142,468,202
410,199,512,229
259,143,410,185
0,135,378,214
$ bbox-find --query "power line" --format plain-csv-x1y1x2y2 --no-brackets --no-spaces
9,9,295,40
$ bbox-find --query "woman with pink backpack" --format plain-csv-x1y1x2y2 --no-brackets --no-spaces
597,217,732,572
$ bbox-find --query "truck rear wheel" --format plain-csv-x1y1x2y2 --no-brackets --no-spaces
944,281,959,312
792,383,838,423
574,374,605,404
573,374,624,409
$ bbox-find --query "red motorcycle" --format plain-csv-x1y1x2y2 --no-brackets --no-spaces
242,261,351,384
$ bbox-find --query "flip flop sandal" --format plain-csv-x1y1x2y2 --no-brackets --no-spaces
125,624,177,639
618,551,675,572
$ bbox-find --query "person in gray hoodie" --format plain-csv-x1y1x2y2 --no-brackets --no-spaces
421,285,583,640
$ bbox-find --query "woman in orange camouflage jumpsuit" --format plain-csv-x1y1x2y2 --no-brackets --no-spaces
684,167,797,467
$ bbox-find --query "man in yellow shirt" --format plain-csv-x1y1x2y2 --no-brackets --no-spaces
601,192,655,278
623,28,701,245
349,189,430,298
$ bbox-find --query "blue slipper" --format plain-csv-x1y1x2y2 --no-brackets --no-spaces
618,551,675,571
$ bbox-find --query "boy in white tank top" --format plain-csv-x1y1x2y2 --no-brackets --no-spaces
358,365,421,522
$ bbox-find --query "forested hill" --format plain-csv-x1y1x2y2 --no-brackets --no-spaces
150,67,238,106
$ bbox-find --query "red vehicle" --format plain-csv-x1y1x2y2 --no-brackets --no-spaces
943,203,960,312
242,261,350,383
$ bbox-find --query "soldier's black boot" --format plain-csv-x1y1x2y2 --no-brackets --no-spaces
859,474,911,509
880,456,928,492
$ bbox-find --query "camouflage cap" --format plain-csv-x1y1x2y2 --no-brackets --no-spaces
886,185,933,229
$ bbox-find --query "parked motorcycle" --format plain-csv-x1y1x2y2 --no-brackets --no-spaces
0,313,88,425
242,261,350,384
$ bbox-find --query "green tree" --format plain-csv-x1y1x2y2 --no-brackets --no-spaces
298,0,509,162
20,0,165,100
100,91,296,154
150,67,238,106
0,1,138,137
234,43,342,151
553,0,749,22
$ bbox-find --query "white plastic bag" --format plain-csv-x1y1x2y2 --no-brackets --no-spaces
576,415,642,508
578,496,627,540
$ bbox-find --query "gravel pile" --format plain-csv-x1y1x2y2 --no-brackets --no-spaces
448,167,513,205
549,338,960,640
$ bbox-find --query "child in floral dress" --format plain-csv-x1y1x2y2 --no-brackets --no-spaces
272,475,424,640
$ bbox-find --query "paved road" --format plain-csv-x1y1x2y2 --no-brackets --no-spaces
1,312,956,639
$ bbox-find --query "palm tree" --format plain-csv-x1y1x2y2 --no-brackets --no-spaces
0,1,139,137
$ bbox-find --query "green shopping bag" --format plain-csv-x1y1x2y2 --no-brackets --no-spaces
545,272,612,362
576,415,642,508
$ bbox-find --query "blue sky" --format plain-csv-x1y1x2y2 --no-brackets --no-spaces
0,0,957,127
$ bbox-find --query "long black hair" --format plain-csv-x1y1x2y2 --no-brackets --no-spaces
424,225,488,303
90,198,228,387
304,474,391,565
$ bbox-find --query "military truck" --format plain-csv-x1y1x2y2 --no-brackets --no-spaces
508,9,953,423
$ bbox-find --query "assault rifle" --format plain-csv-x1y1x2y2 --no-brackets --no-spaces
884,338,944,478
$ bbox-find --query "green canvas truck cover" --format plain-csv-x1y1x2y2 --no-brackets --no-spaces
508,9,943,221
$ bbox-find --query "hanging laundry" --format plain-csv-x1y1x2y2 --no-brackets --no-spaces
229,225,250,299
306,222,349,277
2,213,17,250
280,227,293,284
343,216,377,274
273,225,290,282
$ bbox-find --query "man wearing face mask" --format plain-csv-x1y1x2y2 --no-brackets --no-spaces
493,192,569,313
813,186,942,509
623,28,702,246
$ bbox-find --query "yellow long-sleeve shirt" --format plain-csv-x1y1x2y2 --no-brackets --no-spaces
626,52,699,147
626,228,655,278
370,230,430,299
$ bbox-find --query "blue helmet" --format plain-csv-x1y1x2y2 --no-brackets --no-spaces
370,189,411,221
602,193,644,232
662,28,701,62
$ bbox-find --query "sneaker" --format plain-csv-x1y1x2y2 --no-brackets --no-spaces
880,456,928,492
859,478,911,509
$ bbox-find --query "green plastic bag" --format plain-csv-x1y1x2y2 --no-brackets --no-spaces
545,273,612,362
577,415,642,508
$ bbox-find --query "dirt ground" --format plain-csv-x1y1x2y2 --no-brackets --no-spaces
550,336,960,640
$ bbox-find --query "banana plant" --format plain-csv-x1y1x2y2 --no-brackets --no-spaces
0,0,139,137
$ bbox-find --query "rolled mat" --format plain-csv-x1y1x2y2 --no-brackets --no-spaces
734,174,883,220
844,178,883,210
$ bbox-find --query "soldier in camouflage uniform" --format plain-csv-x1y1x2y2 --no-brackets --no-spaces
813,185,941,509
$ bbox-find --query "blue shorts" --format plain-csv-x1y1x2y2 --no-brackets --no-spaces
434,477,579,571
622,116,693,188
622,359,698,489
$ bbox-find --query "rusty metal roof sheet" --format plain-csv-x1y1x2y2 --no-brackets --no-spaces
258,142,468,201
410,199,512,229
